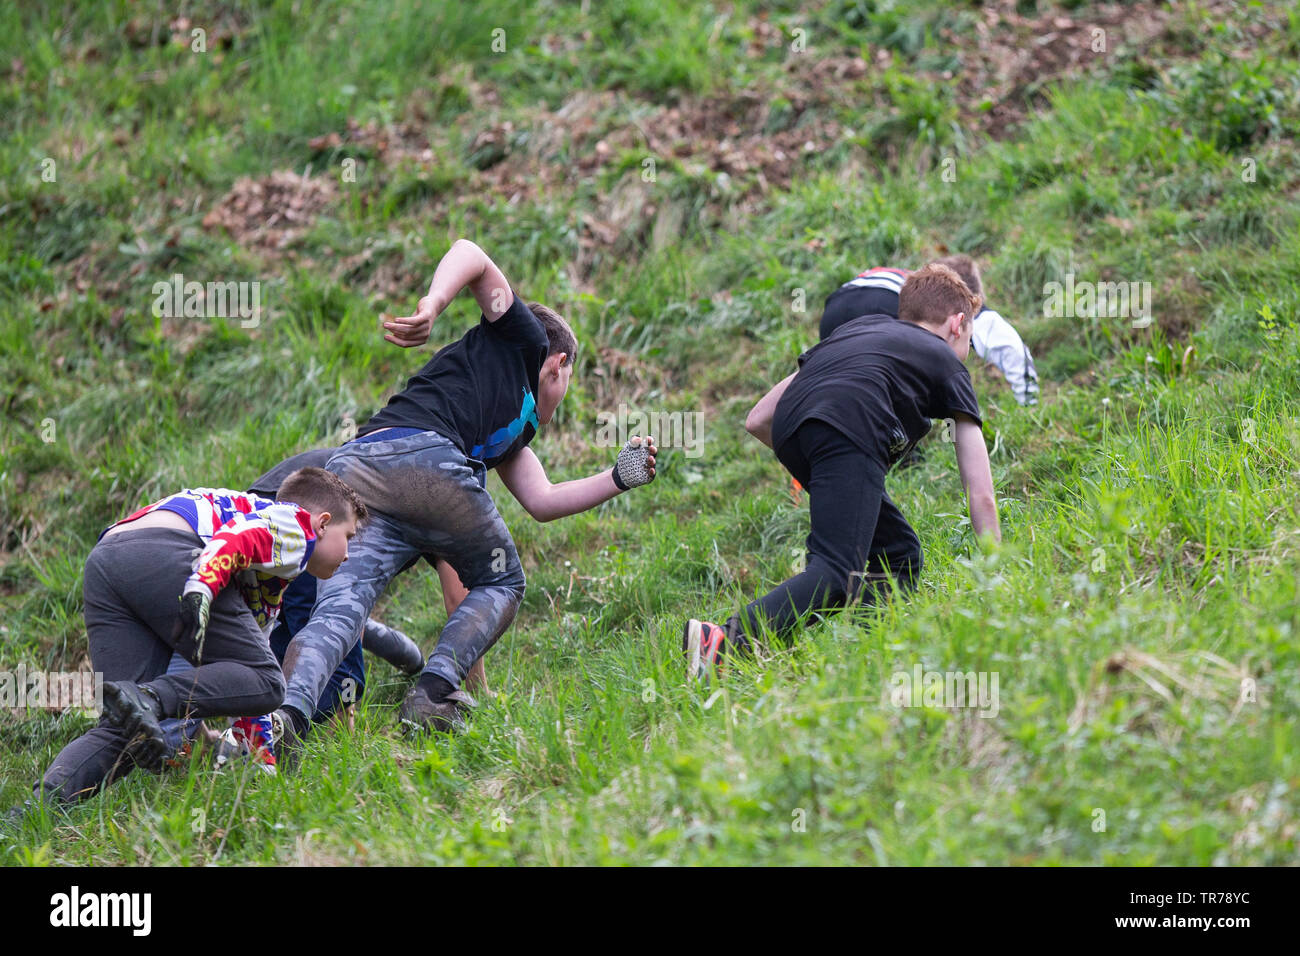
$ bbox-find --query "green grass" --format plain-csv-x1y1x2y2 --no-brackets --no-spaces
2,0,1299,864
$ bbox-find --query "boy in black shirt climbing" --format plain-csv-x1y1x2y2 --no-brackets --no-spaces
683,263,1000,679
275,239,657,744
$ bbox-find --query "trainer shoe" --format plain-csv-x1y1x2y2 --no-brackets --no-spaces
214,718,277,776
398,687,477,735
233,716,277,774
682,619,728,684
268,708,306,771
212,727,240,772
101,681,168,772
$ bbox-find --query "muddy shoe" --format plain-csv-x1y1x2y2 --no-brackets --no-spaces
101,681,168,773
398,687,476,735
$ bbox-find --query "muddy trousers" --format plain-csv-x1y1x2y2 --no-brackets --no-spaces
279,429,525,719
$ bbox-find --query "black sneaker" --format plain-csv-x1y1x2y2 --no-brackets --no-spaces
101,681,168,773
362,619,425,676
398,687,476,735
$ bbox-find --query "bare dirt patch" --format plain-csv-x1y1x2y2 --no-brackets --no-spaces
201,170,337,251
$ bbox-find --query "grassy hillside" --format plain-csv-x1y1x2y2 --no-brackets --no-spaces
1,0,1298,864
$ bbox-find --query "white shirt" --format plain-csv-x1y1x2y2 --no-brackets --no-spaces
972,308,1039,405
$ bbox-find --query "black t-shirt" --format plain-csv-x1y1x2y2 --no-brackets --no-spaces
772,314,982,467
359,292,550,469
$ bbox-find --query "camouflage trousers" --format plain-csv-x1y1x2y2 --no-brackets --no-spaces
279,429,525,718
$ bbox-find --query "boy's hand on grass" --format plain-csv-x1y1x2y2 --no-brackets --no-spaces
172,585,213,660
383,295,438,347
613,436,657,490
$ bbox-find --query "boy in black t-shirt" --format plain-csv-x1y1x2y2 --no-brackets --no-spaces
273,239,658,745
683,264,1001,680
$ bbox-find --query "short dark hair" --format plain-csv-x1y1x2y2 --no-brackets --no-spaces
276,467,368,524
899,263,982,329
528,302,578,367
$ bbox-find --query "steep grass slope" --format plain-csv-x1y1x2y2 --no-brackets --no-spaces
1,0,1297,864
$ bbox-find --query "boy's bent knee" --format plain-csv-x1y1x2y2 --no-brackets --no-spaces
461,548,525,595
494,579,525,617
248,665,286,714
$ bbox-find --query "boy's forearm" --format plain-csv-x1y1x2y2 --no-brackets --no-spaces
499,445,654,522
528,470,623,522
385,239,506,346
952,417,1000,544
969,492,1001,544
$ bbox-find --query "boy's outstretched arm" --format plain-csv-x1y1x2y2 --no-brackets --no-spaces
952,414,1000,545
383,239,514,347
745,373,796,448
496,440,656,523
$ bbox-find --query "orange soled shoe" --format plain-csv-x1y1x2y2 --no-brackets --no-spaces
682,619,729,684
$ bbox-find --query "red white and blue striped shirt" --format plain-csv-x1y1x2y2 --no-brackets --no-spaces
106,489,316,631
840,266,909,294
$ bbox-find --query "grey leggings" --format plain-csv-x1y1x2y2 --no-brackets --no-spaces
38,527,285,802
